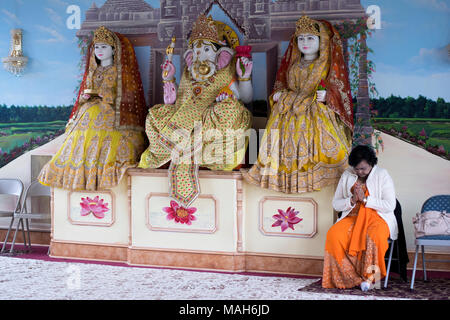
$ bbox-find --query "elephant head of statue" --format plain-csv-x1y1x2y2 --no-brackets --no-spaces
183,14,236,82
184,40,234,82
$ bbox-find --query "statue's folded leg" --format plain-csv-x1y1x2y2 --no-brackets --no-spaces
201,99,252,172
138,143,171,169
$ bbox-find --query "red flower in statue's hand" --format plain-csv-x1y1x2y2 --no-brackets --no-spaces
318,79,326,91
235,46,253,78
235,45,252,58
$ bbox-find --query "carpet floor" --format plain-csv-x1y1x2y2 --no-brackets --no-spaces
298,278,450,300
0,245,447,300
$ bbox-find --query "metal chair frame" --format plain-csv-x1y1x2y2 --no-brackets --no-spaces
0,179,25,254
384,238,402,288
410,195,450,290
6,180,51,254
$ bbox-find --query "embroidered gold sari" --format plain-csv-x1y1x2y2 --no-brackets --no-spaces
38,30,147,191
242,20,353,194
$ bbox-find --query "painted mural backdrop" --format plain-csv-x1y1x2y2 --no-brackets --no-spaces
0,0,449,168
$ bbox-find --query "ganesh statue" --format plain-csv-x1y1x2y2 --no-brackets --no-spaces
138,14,254,208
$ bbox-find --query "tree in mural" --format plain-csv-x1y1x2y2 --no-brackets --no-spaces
335,18,378,148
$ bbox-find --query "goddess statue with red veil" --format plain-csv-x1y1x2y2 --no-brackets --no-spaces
38,26,147,191
243,16,354,194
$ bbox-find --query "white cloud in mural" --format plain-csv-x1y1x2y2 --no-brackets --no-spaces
410,0,450,13
45,8,64,26
410,47,450,65
36,25,67,43
373,63,450,101
47,0,70,8
0,59,79,106
2,9,21,25
369,20,402,40
380,20,406,30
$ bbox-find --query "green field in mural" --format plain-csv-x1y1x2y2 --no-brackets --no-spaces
0,121,66,153
373,118,450,155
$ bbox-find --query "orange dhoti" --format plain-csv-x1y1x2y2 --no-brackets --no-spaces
322,191,390,289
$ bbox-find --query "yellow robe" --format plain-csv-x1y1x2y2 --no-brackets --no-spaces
243,59,352,193
38,65,146,191
139,62,252,207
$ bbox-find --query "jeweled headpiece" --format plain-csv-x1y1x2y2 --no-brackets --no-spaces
295,15,320,37
189,15,224,46
93,26,115,47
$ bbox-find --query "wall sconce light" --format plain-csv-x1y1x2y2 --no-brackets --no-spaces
2,29,28,77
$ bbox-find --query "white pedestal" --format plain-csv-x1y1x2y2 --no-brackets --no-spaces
50,168,336,275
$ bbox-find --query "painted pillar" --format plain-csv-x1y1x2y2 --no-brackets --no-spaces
354,33,373,146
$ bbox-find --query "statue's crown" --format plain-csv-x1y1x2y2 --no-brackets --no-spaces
189,15,224,46
93,26,115,47
295,15,320,37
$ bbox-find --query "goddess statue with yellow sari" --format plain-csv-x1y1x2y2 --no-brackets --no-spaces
243,16,354,194
138,15,253,208
38,26,147,191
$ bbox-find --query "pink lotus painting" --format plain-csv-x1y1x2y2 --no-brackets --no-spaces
272,207,303,232
80,196,109,219
163,200,197,225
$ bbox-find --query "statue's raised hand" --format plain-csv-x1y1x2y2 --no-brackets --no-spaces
164,80,177,105
161,60,176,81
236,57,253,80
161,60,177,104
273,91,282,102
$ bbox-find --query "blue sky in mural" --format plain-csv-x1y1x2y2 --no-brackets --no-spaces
0,0,449,107
0,0,102,106
361,0,450,101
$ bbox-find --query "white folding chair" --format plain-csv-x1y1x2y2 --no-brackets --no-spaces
8,180,51,254
0,179,24,254
410,195,450,290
